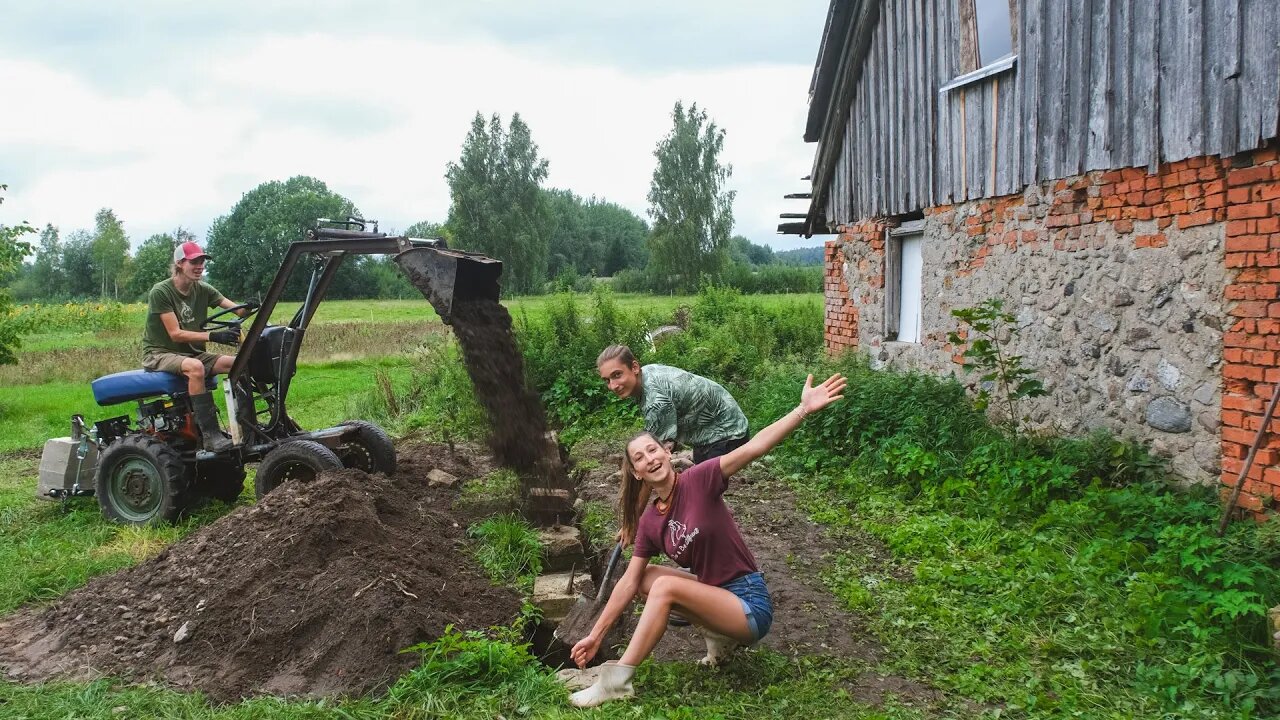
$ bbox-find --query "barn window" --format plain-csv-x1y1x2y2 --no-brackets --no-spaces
941,0,1017,92
885,221,924,343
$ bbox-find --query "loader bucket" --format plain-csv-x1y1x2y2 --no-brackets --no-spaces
394,246,503,323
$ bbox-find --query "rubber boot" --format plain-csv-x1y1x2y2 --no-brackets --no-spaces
569,661,635,708
697,628,740,667
191,393,232,453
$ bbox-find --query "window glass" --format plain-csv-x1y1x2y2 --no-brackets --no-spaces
975,0,1013,66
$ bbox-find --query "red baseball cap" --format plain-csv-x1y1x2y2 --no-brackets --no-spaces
173,241,211,263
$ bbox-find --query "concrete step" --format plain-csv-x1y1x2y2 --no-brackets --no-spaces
532,570,593,623
538,525,585,573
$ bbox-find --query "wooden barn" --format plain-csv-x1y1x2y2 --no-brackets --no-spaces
786,0,1280,514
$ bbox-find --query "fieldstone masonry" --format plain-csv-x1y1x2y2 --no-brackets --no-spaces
824,144,1280,518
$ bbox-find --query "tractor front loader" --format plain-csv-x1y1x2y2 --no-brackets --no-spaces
37,218,502,525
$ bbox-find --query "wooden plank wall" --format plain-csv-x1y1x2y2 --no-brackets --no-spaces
823,0,1280,225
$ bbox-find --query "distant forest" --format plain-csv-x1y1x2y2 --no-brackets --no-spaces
774,246,823,266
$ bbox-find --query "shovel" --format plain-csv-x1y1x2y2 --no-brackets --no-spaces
554,542,624,646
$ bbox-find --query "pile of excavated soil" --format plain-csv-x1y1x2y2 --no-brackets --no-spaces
0,442,519,702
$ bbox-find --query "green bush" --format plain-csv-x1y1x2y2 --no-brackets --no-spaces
516,287,650,442
648,286,822,386
745,355,1280,716
720,263,822,294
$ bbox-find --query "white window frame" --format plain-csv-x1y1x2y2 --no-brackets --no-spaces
885,221,925,343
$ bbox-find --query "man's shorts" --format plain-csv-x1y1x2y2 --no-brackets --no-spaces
143,351,221,376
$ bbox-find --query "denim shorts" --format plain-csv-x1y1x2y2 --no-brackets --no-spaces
720,571,773,642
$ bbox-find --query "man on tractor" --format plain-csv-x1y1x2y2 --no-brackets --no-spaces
141,241,256,453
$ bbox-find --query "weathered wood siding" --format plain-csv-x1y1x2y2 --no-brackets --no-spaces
820,0,1280,225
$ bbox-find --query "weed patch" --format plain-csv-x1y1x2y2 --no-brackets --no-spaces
468,514,543,591
753,357,1280,718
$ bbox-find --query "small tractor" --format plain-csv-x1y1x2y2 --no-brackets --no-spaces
36,219,502,525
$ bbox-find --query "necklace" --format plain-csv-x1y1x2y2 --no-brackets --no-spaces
654,474,679,515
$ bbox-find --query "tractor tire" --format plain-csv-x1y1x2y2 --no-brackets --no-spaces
95,434,191,525
336,420,397,476
196,459,247,504
254,440,343,499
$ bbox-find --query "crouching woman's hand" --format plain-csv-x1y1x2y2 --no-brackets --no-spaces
571,633,602,669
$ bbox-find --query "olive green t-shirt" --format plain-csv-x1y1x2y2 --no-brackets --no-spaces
142,278,226,356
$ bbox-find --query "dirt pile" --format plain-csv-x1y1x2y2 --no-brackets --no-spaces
0,442,519,702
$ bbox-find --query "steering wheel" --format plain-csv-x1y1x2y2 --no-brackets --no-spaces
201,302,259,332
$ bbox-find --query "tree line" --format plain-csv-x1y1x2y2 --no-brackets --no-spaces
1,101,818,304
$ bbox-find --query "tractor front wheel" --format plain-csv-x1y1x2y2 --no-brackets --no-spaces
336,420,397,475
95,435,191,525
254,440,343,499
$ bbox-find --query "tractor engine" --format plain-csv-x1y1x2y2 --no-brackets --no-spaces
137,397,195,439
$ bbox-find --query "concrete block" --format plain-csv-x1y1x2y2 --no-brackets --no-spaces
532,571,592,622
539,525,585,572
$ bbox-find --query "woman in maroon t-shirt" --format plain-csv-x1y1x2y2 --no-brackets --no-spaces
568,372,846,708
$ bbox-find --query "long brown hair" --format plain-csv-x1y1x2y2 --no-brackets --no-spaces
618,431,657,545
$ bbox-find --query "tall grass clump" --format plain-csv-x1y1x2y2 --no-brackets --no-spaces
746,353,1280,717
391,627,564,717
344,333,486,443
646,286,822,387
467,514,543,590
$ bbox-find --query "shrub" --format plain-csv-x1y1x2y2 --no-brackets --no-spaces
1,301,133,335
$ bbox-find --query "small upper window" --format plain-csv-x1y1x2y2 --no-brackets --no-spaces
974,0,1014,67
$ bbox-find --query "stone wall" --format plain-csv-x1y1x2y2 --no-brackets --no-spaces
825,146,1280,514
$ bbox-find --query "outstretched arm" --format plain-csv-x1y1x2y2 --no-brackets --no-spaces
719,373,846,478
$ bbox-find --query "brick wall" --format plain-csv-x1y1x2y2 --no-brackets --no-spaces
1219,145,1280,516
823,143,1280,520
824,229,863,353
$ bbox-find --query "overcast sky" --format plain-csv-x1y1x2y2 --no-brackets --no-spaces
1,1,831,253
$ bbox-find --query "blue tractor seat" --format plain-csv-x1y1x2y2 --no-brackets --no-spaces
91,369,219,406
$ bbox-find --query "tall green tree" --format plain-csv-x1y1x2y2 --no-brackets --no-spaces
403,220,448,241
646,101,736,292
25,224,63,299
0,184,35,365
584,198,649,276
729,234,775,266
545,188,589,279
90,208,130,299
123,230,182,300
61,230,98,298
445,112,552,294
206,176,361,300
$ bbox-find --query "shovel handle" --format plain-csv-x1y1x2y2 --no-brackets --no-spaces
595,543,624,602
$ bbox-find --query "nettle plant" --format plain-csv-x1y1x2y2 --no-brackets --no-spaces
947,298,1046,432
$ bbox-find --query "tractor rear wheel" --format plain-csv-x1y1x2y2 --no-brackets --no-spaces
336,420,397,475
254,440,343,499
95,435,191,525
196,459,247,503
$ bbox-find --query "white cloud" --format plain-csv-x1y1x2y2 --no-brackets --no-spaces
2,24,824,251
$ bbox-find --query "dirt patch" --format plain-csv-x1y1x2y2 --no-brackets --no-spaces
569,441,954,709
0,441,519,702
